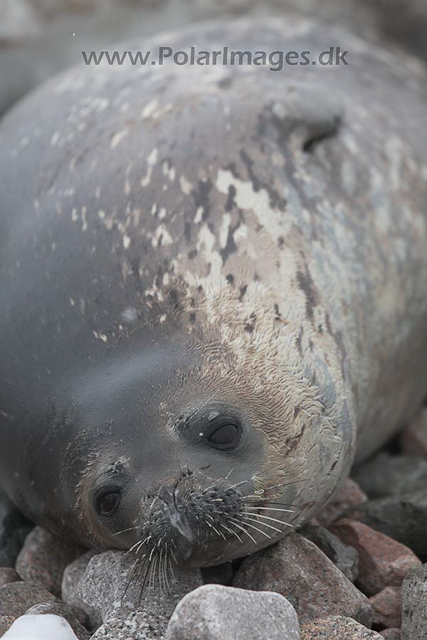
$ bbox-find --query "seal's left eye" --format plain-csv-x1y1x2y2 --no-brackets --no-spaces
96,490,121,516
207,423,241,450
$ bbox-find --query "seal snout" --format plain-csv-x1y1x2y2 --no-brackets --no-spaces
142,474,244,564
156,486,195,545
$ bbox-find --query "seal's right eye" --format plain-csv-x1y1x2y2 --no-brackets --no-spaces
95,489,121,517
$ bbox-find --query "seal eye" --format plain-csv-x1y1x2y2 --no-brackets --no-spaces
96,490,121,517
207,423,241,450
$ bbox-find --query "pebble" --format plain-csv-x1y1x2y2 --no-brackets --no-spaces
399,407,427,456
0,617,16,637
165,584,300,640
26,602,90,640
300,615,383,639
0,494,33,568
93,610,179,640
1,613,79,640
16,527,85,598
62,551,101,631
353,453,427,498
0,582,56,618
330,519,421,595
77,550,203,625
313,479,368,527
233,532,372,626
380,630,401,639
369,586,401,629
401,563,427,640
350,490,427,557
301,523,359,582
0,569,22,588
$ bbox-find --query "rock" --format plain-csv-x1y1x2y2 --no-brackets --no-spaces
0,568,22,588
0,581,56,618
92,610,171,640
300,615,384,638
201,562,234,586
16,527,85,598
369,586,401,629
313,479,368,527
300,524,359,582
0,0,39,43
380,630,401,639
0,493,33,568
233,533,372,626
401,563,427,640
352,453,427,498
2,613,79,639
0,617,15,636
26,602,90,640
78,550,203,625
330,519,421,596
399,407,427,456
62,551,101,631
166,584,300,640
349,491,427,557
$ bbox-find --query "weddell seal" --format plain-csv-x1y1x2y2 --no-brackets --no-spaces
1,17,427,572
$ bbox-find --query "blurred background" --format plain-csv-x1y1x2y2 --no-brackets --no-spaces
1,0,426,117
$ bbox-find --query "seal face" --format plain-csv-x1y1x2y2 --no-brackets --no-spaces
1,17,427,569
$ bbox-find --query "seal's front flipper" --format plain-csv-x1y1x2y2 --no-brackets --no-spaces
0,491,34,567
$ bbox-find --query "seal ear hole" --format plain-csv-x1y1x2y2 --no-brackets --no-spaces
303,124,340,154
95,489,121,517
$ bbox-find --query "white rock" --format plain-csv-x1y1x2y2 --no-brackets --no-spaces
166,584,300,640
2,614,79,640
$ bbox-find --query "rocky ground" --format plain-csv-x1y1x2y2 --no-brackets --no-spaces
0,407,426,639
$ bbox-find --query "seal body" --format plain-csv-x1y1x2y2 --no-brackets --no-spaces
1,18,427,568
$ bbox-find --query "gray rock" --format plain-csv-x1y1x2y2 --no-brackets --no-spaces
352,453,427,499
0,581,56,618
0,0,39,43
300,615,384,639
0,492,33,568
330,518,421,596
166,584,300,640
349,490,427,557
91,610,167,640
380,629,401,639
26,602,90,640
62,550,101,631
78,551,203,625
311,479,368,528
369,587,401,629
401,563,427,640
16,526,85,598
301,523,359,582
0,568,22,588
0,617,15,636
399,407,427,456
233,533,372,626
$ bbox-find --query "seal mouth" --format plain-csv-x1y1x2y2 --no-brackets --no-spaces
132,471,298,575
141,480,246,564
